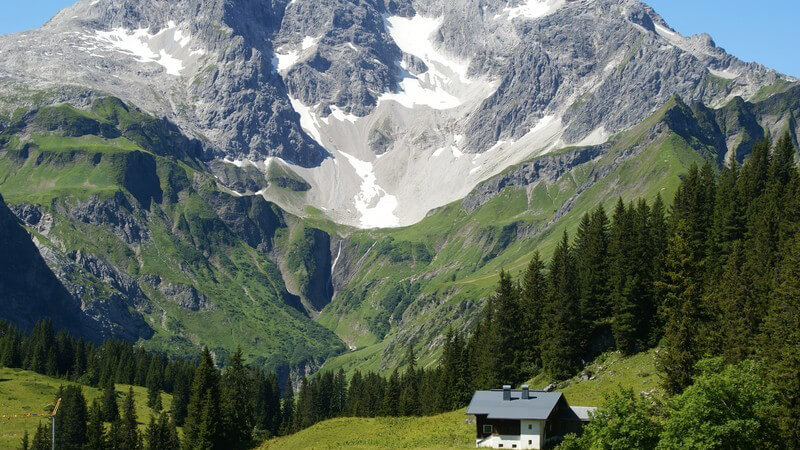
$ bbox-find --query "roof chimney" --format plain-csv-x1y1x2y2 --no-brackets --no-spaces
503,385,511,401
522,385,530,399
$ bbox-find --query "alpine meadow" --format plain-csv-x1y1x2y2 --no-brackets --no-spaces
1,0,799,449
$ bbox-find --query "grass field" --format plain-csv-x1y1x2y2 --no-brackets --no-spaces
0,367,173,449
528,348,660,407
262,350,658,449
261,409,474,450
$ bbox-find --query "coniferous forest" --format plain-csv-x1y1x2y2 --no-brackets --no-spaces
2,134,800,449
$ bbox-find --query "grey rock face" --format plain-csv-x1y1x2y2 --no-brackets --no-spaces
0,0,792,228
0,0,325,166
462,144,607,211
58,193,149,245
152,279,215,312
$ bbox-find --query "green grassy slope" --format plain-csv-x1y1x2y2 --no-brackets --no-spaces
262,350,658,449
0,367,173,449
261,409,473,450
527,349,659,408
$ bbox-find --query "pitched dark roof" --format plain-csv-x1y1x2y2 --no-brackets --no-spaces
466,390,564,420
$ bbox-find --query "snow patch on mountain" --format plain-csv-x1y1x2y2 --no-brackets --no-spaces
499,0,566,20
339,152,400,228
709,68,739,80
93,21,201,76
289,96,324,144
380,15,488,110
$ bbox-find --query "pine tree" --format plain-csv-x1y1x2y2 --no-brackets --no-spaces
707,158,743,281
279,380,295,435
30,422,50,450
293,377,313,430
145,412,181,450
101,381,119,423
85,399,107,450
220,348,252,448
540,231,582,379
609,200,639,354
19,430,29,450
170,368,191,426
705,243,757,362
656,221,705,395
381,368,400,416
519,251,547,375
469,296,498,390
398,346,421,416
54,384,88,450
648,194,669,345
489,270,523,385
574,207,610,350
183,347,221,449
760,235,800,446
119,387,141,450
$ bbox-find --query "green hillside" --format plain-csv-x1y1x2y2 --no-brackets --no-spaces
262,350,658,449
318,97,711,374
0,367,173,449
0,97,345,372
261,409,473,450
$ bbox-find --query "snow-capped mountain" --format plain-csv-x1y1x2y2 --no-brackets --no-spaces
0,0,785,227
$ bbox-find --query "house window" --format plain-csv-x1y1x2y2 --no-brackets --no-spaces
528,424,532,430
529,440,533,445
483,425,493,434
512,445,517,449
498,445,503,448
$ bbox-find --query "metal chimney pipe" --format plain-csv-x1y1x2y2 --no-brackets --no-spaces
522,384,530,399
503,385,511,401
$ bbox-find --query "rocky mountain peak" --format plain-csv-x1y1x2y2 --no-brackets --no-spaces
0,0,791,228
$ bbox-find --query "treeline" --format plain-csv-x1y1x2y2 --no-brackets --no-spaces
466,133,800,445
0,321,289,449
283,342,471,433
0,319,195,424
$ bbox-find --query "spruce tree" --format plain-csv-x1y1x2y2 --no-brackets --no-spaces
398,345,421,416
145,412,181,450
119,387,141,450
707,158,743,280
648,194,669,345
609,200,639,354
381,369,400,416
519,251,547,375
489,270,523,384
30,422,50,450
760,235,800,445
170,368,191,426
574,207,610,350
656,221,705,395
540,231,582,380
469,296,498,390
54,384,88,450
220,348,252,448
85,399,107,450
183,347,221,449
101,381,119,423
705,243,757,362
279,380,295,435
19,430,29,450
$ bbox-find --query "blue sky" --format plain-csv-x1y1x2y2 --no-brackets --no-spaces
1,1,798,77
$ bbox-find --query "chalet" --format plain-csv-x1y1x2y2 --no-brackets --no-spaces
466,385,595,449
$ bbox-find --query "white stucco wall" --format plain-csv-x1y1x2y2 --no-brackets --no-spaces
476,420,545,449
